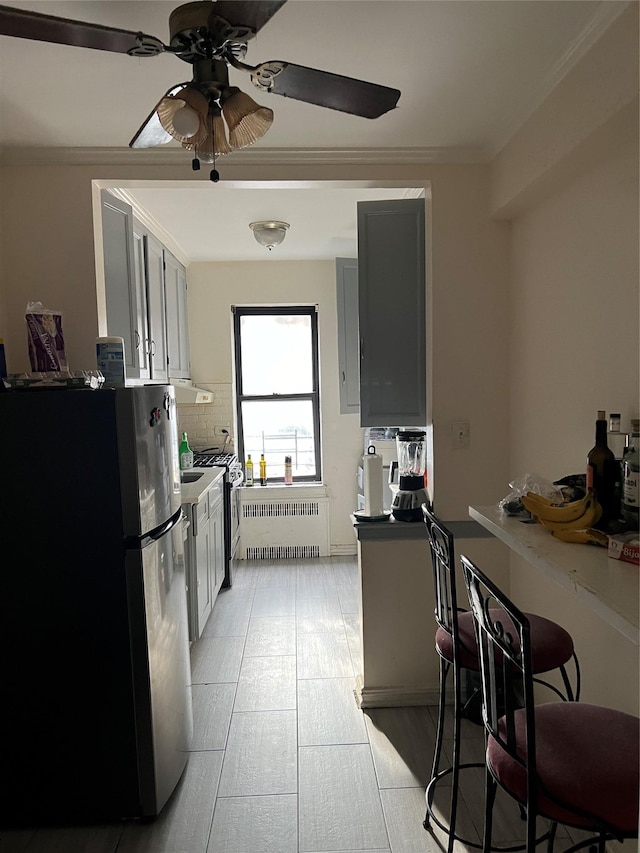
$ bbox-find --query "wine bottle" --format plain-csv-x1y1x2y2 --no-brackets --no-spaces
284,455,293,485
245,454,254,486
587,411,619,530
259,453,267,486
179,431,194,470
622,419,640,527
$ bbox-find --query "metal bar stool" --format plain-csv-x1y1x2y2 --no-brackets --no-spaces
462,553,639,853
422,506,581,852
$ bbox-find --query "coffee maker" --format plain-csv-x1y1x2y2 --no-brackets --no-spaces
390,429,430,522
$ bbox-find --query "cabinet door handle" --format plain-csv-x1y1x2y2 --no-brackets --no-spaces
134,329,141,350
149,339,156,358
342,371,346,384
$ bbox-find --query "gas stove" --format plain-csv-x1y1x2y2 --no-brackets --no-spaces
193,452,243,485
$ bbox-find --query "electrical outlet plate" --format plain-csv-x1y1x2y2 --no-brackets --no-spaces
451,420,470,450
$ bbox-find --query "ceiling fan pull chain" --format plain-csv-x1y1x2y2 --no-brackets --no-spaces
209,112,220,183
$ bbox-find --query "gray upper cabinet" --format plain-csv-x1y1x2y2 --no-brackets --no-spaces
101,191,149,379
357,198,426,427
164,249,191,379
143,230,169,382
101,191,190,384
336,258,360,415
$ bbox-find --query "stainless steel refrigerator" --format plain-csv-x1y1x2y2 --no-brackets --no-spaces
0,384,193,826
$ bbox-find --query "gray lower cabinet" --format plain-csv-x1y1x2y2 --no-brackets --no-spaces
183,477,225,642
336,198,426,426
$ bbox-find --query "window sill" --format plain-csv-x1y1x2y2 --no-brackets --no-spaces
240,483,328,500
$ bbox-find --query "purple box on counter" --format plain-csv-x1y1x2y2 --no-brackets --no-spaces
25,303,68,372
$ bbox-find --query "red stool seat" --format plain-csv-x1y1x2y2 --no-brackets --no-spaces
436,609,575,674
488,702,639,834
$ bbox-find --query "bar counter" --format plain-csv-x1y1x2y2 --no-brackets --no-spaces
469,504,639,646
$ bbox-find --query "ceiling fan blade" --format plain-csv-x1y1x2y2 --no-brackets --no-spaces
130,85,188,149
212,0,287,34
0,3,161,54
254,62,400,119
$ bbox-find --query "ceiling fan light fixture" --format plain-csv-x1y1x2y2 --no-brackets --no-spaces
222,88,273,149
183,105,231,161
249,220,290,251
157,87,209,144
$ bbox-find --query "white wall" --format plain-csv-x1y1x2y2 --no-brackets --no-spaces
187,258,363,551
0,161,511,559
489,3,639,714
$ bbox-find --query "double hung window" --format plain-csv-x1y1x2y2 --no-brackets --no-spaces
233,306,321,482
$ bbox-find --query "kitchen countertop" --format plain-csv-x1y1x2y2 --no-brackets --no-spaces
469,504,639,645
180,466,225,505
352,513,493,541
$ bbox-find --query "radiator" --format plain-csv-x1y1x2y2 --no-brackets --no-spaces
239,494,330,560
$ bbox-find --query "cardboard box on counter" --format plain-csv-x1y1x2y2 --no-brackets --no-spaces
608,532,640,566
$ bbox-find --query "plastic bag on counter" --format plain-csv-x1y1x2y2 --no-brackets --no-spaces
25,302,68,373
499,473,564,517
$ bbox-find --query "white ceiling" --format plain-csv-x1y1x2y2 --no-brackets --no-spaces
0,0,629,261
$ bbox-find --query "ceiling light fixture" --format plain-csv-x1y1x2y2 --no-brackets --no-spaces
249,221,290,251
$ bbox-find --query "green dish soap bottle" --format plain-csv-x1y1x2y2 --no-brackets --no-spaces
179,432,194,470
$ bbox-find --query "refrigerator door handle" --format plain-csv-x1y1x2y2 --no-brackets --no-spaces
148,509,182,541
128,509,183,549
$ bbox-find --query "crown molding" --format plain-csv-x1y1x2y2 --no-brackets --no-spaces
0,145,486,167
487,0,631,157
110,187,190,268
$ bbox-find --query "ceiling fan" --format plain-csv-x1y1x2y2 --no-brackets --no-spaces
0,1,401,178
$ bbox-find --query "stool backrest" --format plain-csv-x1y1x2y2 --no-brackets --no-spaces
423,505,461,649
460,555,537,818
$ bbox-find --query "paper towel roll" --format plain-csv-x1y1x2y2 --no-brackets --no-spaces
363,446,384,517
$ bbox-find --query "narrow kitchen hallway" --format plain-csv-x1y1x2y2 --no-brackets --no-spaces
0,557,617,853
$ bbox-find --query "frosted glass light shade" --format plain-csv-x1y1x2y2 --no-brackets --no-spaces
182,109,231,161
222,90,273,149
249,221,290,250
157,87,209,144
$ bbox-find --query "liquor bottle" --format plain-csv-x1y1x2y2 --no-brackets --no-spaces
586,411,619,529
608,412,629,462
622,419,640,527
245,454,254,486
179,432,194,470
284,455,293,485
259,453,267,486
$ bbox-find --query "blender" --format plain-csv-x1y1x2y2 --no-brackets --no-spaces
390,429,430,521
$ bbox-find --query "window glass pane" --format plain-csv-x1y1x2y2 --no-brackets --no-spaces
242,399,316,479
240,314,313,395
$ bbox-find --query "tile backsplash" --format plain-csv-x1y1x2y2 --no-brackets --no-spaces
177,382,234,453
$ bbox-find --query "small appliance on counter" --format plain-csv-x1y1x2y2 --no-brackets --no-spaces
390,429,430,522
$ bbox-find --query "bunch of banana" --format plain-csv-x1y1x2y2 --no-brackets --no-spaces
550,527,609,546
521,489,602,533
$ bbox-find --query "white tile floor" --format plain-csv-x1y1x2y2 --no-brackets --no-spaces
0,557,634,853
